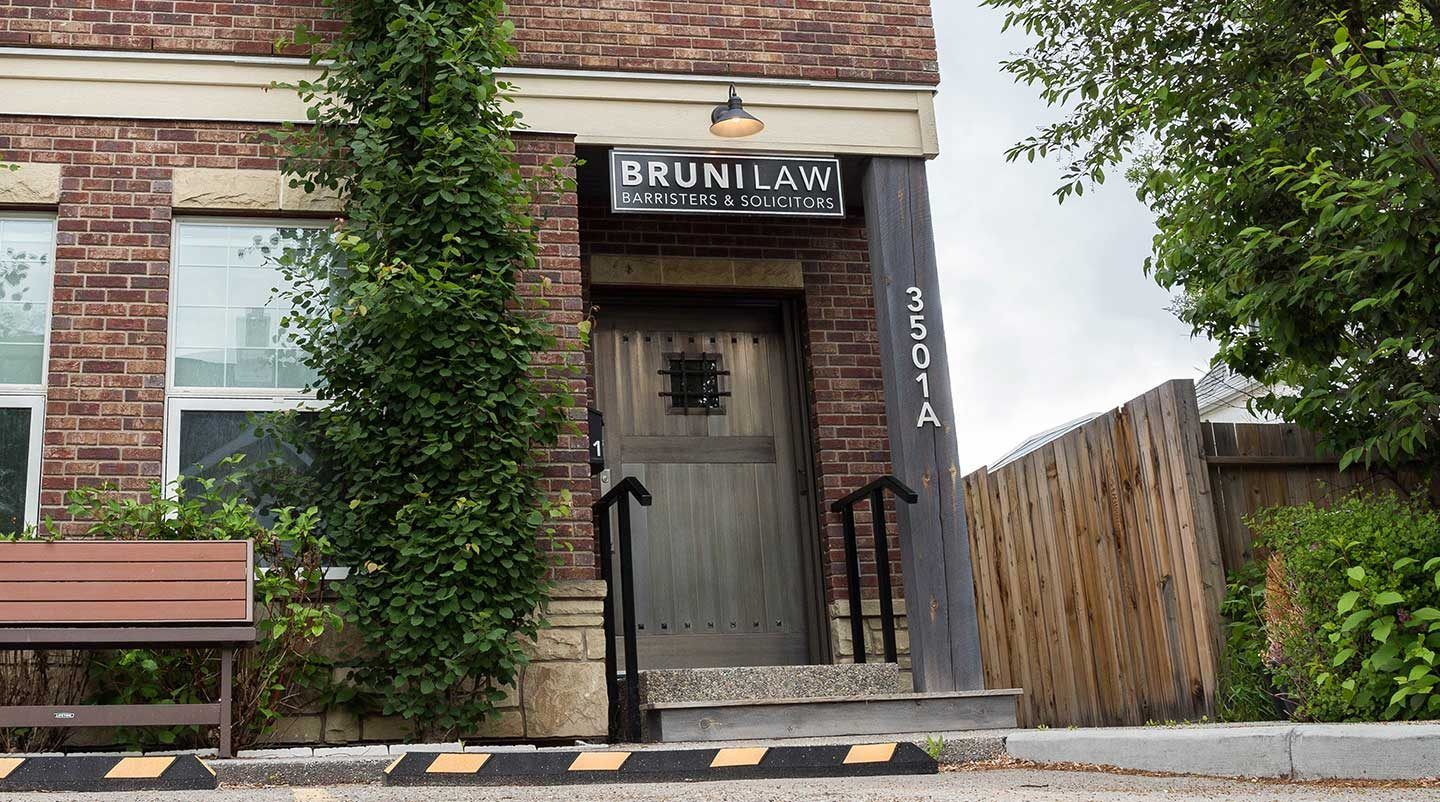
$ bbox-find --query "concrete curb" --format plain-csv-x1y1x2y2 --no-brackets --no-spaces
1290,723,1440,781
1003,722,1440,781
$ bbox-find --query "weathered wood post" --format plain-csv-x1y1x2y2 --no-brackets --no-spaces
861,157,985,692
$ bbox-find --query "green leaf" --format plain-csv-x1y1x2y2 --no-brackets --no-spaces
1332,647,1357,667
1375,591,1406,607
1338,591,1362,613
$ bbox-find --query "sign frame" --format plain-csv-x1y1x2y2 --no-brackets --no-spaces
609,149,846,219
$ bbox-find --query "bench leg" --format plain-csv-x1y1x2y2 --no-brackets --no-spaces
219,647,234,759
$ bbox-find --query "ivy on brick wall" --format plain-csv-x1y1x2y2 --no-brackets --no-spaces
274,0,576,733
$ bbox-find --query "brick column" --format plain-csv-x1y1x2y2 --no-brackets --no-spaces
515,133,595,581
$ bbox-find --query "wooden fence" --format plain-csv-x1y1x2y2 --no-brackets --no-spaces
1204,422,1431,574
963,380,1226,728
964,379,1435,727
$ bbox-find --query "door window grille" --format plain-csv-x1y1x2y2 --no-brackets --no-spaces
659,353,729,413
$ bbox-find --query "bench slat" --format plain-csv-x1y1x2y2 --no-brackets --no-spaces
0,541,248,562
0,581,248,602
0,561,248,582
0,626,258,648
0,600,249,623
0,703,222,728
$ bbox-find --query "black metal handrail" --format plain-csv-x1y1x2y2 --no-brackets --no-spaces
594,476,652,743
829,476,918,664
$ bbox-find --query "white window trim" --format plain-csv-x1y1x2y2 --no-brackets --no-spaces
1,392,45,530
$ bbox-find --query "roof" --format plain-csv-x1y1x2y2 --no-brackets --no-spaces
1195,364,1264,413
989,412,1103,472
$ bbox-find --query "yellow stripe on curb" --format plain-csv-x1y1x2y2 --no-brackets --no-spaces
383,756,404,775
0,758,23,780
710,747,768,768
105,757,175,779
568,752,630,771
842,743,897,765
201,760,216,777
426,754,491,774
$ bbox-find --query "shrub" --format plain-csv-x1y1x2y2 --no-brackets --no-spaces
272,0,577,733
61,461,339,751
1254,494,1440,721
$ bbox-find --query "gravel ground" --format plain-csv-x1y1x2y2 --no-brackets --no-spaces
9,769,1437,802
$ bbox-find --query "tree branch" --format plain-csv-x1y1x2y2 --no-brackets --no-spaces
1420,0,1440,31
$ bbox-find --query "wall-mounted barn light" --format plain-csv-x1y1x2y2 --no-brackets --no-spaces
710,84,765,138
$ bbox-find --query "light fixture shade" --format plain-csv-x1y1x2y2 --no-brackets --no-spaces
710,85,765,138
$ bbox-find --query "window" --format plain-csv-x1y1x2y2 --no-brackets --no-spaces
0,397,43,534
0,215,54,387
171,221,330,390
660,353,729,413
165,220,330,496
0,214,54,534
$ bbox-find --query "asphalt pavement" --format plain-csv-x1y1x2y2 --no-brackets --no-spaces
9,769,1435,801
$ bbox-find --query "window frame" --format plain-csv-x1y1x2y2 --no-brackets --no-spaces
0,211,58,394
164,217,331,492
0,212,57,531
166,216,332,399
0,392,45,531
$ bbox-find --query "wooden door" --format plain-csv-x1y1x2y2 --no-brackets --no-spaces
595,304,815,669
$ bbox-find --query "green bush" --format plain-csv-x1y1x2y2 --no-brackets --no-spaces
1255,494,1440,721
60,460,339,750
271,0,577,732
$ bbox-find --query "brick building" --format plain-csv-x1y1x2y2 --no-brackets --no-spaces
0,1,1005,745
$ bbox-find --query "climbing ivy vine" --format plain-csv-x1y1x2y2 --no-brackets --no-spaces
274,0,575,733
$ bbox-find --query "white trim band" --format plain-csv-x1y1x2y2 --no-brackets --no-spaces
0,47,940,157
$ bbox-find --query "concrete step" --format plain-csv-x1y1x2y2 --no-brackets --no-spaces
637,664,901,706
641,689,1022,743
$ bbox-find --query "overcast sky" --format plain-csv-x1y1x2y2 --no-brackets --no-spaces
929,4,1217,473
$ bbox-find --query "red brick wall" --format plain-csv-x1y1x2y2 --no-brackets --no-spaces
514,133,595,580
580,201,901,603
0,117,593,578
0,1,938,84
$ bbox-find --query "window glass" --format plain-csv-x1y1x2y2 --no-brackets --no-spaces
663,354,728,412
0,218,55,385
0,406,32,534
172,223,330,390
176,409,317,518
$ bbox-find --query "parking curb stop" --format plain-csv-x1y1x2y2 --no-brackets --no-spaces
384,742,937,786
0,754,218,793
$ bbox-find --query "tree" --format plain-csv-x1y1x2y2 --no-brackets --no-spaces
273,0,575,733
986,0,1440,474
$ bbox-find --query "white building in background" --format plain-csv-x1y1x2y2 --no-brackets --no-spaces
1195,365,1281,425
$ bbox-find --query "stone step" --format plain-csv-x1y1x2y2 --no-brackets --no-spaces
637,664,901,706
640,689,1022,743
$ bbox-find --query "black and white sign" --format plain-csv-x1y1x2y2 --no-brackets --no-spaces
610,150,844,217
587,407,605,475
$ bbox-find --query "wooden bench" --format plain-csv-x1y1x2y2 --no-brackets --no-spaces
0,540,256,758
